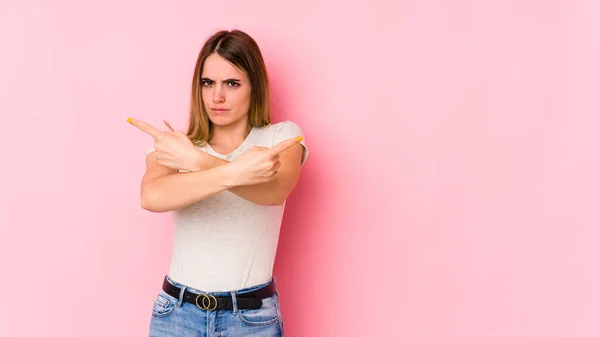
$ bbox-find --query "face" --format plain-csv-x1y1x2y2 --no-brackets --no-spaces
201,53,252,127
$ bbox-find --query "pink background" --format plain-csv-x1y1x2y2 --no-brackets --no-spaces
1,0,600,336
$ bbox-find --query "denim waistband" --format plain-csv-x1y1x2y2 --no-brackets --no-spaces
164,275,277,297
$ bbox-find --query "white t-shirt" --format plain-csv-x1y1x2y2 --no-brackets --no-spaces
146,120,308,291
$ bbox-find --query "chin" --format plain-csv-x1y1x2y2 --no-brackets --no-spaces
208,116,233,126
208,114,246,127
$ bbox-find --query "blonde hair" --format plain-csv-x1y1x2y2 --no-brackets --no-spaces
186,30,271,146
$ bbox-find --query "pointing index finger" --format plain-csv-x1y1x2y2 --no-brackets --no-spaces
127,118,163,139
269,136,303,155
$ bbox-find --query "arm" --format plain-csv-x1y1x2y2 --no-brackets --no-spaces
131,117,303,211
140,139,303,212
189,145,304,206
140,154,234,213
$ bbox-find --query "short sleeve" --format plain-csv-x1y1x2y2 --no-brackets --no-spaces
146,146,156,158
272,120,309,166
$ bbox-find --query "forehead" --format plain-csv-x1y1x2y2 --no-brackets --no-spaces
202,53,246,79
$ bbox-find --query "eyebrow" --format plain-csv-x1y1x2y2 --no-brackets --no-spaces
201,77,242,82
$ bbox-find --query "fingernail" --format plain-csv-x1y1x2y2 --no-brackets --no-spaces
296,136,303,142
127,118,133,124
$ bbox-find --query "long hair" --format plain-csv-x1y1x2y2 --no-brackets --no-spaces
186,30,271,146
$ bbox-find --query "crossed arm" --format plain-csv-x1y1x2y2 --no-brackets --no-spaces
130,117,305,212
140,144,304,212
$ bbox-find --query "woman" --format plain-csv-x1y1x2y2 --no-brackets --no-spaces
127,29,308,336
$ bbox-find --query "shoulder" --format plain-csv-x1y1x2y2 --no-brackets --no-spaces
266,120,305,138
264,120,309,166
252,120,305,143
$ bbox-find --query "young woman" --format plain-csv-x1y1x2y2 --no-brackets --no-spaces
127,29,308,336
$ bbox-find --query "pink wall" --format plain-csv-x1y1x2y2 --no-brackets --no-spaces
1,0,600,336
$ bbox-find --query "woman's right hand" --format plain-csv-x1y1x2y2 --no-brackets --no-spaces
224,136,302,187
224,146,281,186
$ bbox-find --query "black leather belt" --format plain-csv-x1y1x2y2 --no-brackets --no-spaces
162,276,277,311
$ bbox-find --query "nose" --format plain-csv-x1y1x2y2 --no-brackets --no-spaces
212,86,225,103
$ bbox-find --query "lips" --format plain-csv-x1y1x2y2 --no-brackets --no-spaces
211,108,229,114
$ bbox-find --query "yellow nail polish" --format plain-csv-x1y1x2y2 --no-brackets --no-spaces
127,118,133,124
296,136,303,142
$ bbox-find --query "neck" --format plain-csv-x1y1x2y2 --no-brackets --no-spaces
210,120,251,147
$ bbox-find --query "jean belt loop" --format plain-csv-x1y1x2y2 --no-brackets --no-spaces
177,285,187,308
231,290,238,315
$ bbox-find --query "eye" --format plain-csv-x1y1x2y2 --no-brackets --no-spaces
201,80,213,86
227,81,240,87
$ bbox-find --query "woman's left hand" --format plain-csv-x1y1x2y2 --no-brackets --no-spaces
128,118,201,172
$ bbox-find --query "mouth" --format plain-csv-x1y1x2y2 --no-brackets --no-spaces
211,108,230,114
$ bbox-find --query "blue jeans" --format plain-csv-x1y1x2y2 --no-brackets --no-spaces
149,275,285,336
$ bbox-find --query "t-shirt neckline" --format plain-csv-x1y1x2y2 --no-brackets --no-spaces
205,126,256,157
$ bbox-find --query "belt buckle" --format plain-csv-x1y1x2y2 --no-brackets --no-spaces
195,293,218,311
